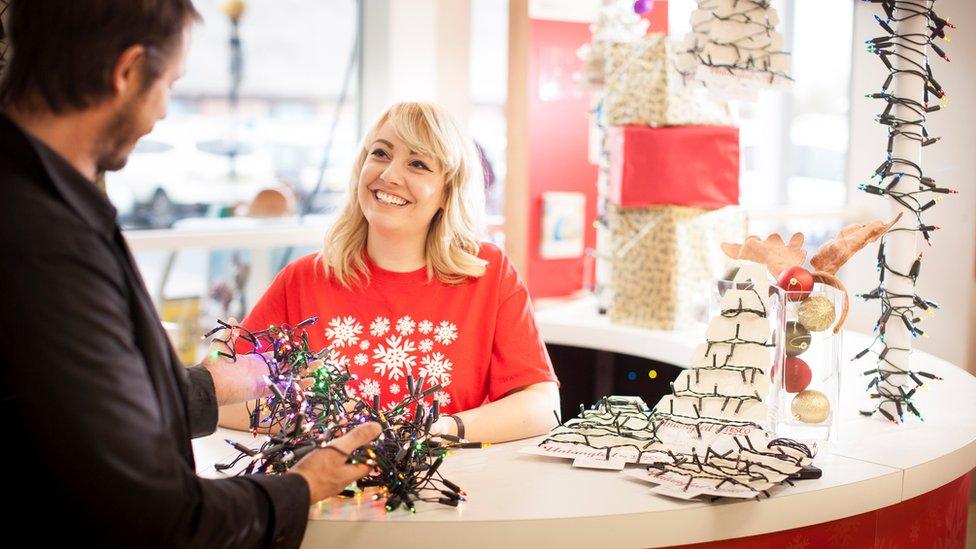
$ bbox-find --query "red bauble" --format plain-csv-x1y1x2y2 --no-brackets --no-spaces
778,266,814,301
785,357,812,393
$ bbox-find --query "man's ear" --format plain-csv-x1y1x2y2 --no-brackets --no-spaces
111,44,148,99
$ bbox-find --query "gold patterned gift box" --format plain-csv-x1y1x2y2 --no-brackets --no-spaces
603,33,735,128
608,204,745,331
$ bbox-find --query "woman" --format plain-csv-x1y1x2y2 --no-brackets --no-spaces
219,102,559,443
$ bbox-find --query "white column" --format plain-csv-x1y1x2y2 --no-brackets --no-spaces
876,3,928,420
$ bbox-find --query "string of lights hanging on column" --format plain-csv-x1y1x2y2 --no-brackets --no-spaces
854,0,955,423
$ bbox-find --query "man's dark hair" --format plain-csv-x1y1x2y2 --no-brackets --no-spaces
0,0,200,113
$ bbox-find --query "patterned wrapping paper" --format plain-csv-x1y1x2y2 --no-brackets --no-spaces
603,33,735,128
607,204,745,330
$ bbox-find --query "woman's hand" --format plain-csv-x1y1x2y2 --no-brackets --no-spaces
203,318,322,406
428,416,456,438
427,382,560,444
202,319,271,406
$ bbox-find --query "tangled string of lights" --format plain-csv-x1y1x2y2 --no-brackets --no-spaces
204,317,483,512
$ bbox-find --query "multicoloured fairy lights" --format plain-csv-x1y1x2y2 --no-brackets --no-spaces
204,317,482,512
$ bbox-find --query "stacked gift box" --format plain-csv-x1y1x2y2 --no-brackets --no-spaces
594,32,744,330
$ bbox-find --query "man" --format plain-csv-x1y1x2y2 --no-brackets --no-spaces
0,1,379,547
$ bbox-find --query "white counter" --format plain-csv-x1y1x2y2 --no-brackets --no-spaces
191,297,976,547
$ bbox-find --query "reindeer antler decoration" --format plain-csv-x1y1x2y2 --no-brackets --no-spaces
722,214,901,333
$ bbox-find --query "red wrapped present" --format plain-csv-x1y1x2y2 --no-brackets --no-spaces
608,125,739,209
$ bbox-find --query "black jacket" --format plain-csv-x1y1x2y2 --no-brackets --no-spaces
0,114,309,547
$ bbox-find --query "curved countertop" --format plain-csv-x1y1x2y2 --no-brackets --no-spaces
190,297,976,547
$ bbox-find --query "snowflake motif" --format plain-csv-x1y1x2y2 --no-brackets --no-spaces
324,348,350,369
396,315,416,336
346,386,357,398
359,340,370,351
370,316,391,337
433,321,458,346
418,320,434,335
324,316,362,348
419,352,453,387
354,353,368,366
371,335,417,380
433,391,451,407
358,378,381,399
418,339,434,353
389,384,401,395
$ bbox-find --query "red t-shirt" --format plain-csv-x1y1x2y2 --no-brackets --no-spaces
240,243,557,414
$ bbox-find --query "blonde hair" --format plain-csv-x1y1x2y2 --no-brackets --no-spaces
322,102,488,287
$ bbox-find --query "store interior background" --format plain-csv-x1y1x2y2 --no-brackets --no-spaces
106,1,974,379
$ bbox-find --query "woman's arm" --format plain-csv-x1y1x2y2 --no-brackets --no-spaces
432,381,560,443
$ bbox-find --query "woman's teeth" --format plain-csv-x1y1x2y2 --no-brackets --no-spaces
376,190,408,206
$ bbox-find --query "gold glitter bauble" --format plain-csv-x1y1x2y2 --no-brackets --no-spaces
798,295,836,332
791,390,830,424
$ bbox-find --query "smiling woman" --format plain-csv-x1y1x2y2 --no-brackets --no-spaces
219,102,561,443
340,102,487,285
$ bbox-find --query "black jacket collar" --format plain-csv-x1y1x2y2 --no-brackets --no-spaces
0,113,117,238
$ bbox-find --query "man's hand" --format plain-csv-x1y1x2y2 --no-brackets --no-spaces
290,422,382,503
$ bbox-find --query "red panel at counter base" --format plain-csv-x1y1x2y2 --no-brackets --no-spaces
671,472,970,549
608,125,740,210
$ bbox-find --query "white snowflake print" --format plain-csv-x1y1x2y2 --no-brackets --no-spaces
370,316,391,337
389,384,401,395
396,315,416,336
418,320,434,335
358,378,381,399
324,348,350,370
433,321,458,346
359,340,370,351
419,352,453,387
433,391,452,407
354,353,368,366
371,335,417,380
418,338,434,353
324,316,362,348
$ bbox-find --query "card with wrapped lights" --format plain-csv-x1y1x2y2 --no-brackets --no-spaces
533,263,817,501
674,0,792,99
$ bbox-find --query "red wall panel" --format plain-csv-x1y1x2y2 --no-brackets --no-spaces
523,2,669,297
525,17,598,297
